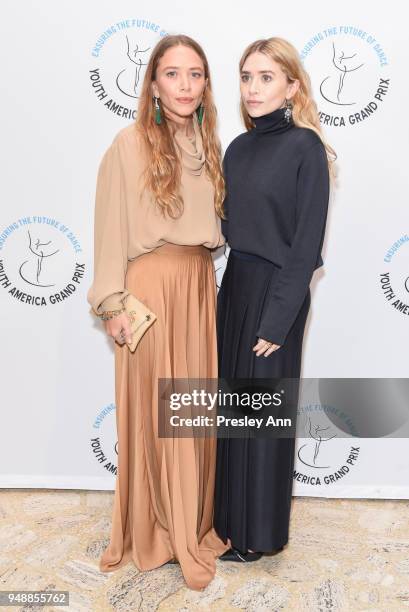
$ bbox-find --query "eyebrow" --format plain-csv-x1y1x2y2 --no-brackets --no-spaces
162,65,204,70
241,70,276,75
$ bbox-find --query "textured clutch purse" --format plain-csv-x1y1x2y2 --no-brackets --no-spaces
124,293,157,352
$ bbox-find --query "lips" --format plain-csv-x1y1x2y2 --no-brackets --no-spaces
247,100,262,105
176,97,194,104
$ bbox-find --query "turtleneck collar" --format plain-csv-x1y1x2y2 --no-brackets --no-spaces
251,106,294,135
172,113,205,175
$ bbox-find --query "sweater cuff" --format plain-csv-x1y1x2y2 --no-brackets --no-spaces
255,323,287,347
91,290,130,316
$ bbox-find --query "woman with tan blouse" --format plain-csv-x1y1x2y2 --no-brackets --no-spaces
87,34,229,590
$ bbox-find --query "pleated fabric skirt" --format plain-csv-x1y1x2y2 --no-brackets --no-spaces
99,242,230,591
214,249,311,553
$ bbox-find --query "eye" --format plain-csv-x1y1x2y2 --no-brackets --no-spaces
262,74,272,82
240,74,250,82
166,71,177,77
192,71,203,78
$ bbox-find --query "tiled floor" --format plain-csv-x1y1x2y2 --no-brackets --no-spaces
1,490,408,611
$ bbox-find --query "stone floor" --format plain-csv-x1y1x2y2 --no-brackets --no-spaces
0,490,408,611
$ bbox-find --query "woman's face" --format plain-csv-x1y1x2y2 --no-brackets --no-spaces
240,51,299,117
152,45,207,124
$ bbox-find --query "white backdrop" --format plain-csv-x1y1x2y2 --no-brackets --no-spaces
1,1,408,498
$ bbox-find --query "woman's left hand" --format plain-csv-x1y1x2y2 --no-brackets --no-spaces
253,338,281,357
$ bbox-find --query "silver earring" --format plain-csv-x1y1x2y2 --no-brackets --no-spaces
284,98,292,123
154,96,161,125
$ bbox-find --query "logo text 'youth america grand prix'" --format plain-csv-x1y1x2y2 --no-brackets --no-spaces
91,403,118,476
89,18,168,120
300,26,389,128
294,402,360,488
380,235,409,317
0,216,84,307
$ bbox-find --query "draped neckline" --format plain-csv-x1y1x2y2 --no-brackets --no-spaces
172,113,206,175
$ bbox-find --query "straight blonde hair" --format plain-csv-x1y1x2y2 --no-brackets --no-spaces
239,37,337,178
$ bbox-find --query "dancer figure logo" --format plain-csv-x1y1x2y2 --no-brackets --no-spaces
89,18,168,120
300,26,390,128
0,215,84,307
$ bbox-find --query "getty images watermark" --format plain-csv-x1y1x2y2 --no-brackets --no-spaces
157,378,409,439
168,385,288,427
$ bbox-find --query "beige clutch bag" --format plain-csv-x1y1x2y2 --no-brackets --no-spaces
124,293,157,352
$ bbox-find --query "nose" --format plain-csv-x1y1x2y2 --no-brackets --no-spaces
248,77,259,95
179,73,191,92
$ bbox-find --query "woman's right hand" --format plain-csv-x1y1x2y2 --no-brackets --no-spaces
103,311,133,346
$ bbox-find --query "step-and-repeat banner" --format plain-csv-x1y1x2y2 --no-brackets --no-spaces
1,1,408,497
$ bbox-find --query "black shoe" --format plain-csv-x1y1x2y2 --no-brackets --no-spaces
220,547,263,562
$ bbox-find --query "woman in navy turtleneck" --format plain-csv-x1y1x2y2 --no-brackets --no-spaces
214,37,335,562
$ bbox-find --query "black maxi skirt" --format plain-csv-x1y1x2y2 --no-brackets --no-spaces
214,248,311,553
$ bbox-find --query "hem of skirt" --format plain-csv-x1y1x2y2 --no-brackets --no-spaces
216,534,289,554
99,553,177,574
100,554,217,592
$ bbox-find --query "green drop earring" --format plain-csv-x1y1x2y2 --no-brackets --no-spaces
154,96,161,125
197,103,204,126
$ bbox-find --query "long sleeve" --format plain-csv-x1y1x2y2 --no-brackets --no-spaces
221,153,229,241
87,137,130,316
256,141,330,346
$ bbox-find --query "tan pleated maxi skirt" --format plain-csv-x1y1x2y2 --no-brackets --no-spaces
99,242,230,591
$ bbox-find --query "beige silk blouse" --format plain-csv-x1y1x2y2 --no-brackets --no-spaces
87,113,225,315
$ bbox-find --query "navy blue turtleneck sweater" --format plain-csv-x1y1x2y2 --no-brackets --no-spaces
221,106,330,346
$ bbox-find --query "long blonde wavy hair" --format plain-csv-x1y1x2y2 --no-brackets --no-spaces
135,34,225,220
239,37,337,178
